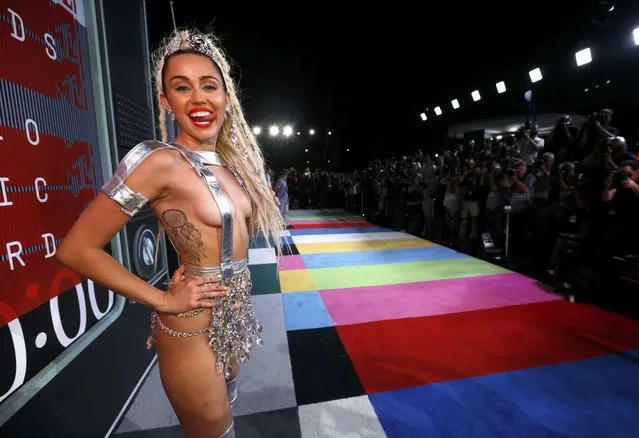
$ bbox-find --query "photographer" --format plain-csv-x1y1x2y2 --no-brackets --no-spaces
577,109,617,160
546,115,578,162
602,159,639,255
500,159,534,212
458,161,487,241
610,137,635,165
531,152,555,207
515,123,545,165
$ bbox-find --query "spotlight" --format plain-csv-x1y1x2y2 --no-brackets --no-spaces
634,27,639,45
496,81,506,93
269,125,279,136
420,112,427,121
434,106,442,116
309,129,315,135
529,67,543,83
283,126,293,137
253,126,261,135
471,90,481,101
575,48,592,66
451,99,460,109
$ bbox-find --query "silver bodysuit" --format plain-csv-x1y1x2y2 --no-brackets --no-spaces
101,140,263,379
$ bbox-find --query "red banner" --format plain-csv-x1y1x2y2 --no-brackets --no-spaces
0,0,100,327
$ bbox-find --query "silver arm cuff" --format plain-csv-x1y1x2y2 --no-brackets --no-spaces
102,183,148,216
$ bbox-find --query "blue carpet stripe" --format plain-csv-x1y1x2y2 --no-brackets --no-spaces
281,291,334,331
301,246,468,269
290,226,391,235
370,349,639,438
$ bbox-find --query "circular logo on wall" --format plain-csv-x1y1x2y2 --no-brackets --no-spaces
132,226,157,280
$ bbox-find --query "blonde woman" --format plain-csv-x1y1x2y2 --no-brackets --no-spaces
57,29,283,438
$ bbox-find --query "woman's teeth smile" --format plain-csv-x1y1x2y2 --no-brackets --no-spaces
188,110,215,127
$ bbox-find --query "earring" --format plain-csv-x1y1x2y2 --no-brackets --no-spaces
227,107,248,160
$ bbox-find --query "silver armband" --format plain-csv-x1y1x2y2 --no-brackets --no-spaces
100,140,175,217
103,183,148,216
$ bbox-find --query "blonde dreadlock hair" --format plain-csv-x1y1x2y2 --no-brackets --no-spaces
152,28,284,254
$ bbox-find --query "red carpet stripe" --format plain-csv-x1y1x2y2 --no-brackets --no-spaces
337,300,639,394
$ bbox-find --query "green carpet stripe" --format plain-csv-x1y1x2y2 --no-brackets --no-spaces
310,258,510,289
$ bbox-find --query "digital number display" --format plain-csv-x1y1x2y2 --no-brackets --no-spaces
0,0,118,406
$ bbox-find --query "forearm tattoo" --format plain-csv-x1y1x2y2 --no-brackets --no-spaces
162,209,206,264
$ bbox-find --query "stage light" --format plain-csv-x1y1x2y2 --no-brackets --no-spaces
420,112,427,121
283,126,293,137
496,135,503,140
471,90,481,101
305,148,308,152
451,99,460,109
297,132,301,135
346,148,350,152
575,48,592,66
269,125,279,136
253,126,261,135
529,67,543,83
434,106,442,116
328,131,332,135
309,129,315,135
496,81,506,93
634,27,639,45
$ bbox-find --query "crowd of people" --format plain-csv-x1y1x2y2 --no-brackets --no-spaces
272,110,639,309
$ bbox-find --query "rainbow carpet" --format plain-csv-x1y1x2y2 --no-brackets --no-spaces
116,210,639,438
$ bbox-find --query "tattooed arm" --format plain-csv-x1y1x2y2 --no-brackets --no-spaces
57,150,174,310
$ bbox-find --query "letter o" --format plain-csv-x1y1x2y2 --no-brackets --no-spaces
25,119,40,146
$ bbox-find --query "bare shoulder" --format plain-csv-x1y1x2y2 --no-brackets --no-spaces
118,141,181,175
127,147,179,180
107,141,183,198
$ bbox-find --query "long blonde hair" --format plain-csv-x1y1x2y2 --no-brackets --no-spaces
152,28,284,254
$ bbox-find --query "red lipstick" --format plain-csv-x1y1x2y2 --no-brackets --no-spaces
187,107,216,128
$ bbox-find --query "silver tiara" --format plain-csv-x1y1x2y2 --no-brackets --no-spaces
165,35,224,70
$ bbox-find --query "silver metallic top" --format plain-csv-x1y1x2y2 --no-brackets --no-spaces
101,140,247,279
183,258,248,279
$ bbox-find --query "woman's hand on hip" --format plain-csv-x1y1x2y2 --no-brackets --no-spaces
157,265,227,314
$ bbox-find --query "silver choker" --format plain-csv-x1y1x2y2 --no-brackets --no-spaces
196,150,227,167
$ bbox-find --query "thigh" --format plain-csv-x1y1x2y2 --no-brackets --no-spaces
155,332,232,438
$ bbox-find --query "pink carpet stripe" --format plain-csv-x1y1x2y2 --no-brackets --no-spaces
321,273,560,326
279,255,306,271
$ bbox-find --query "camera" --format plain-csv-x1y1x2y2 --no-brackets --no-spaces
613,169,633,188
557,115,572,126
598,136,622,154
506,168,517,177
559,162,576,180
531,157,545,173
514,126,527,140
